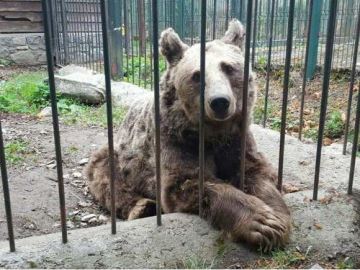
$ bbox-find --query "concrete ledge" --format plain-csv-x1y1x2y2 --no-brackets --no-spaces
0,214,252,268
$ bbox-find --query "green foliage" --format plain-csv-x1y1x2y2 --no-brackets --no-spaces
5,139,31,165
180,256,216,269
336,257,355,269
61,102,127,127
0,72,48,114
122,54,167,88
324,111,344,139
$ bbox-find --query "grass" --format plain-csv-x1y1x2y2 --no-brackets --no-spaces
0,72,48,114
180,256,216,269
61,101,127,127
5,139,32,165
0,71,127,127
253,249,308,269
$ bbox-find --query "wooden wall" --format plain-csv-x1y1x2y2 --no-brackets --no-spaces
0,0,43,33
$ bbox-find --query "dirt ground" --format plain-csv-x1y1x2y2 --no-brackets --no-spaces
0,114,110,241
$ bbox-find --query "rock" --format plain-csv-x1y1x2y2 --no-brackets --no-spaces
88,217,98,225
16,45,29,51
67,221,75,229
310,263,323,269
46,163,56,169
10,51,37,65
78,201,92,208
78,158,89,166
72,172,82,178
69,210,80,217
55,65,150,106
98,215,108,223
81,214,96,222
37,107,52,118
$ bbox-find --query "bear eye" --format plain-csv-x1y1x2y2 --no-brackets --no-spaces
191,71,201,83
221,62,235,75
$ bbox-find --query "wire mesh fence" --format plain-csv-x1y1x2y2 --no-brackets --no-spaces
51,0,360,84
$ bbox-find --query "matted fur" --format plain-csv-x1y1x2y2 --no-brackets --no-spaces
86,20,291,252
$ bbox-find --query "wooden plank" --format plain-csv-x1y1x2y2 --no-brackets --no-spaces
0,2,42,12
0,11,42,22
0,21,43,33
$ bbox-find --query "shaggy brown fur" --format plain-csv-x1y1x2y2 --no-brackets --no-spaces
86,19,291,252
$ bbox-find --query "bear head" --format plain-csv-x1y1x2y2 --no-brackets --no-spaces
159,19,256,128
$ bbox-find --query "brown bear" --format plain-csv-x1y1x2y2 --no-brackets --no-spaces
86,19,291,252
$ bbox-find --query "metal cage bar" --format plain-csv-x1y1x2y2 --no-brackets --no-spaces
343,6,360,155
0,120,15,252
313,0,338,201
100,0,117,234
199,0,207,216
239,0,253,191
348,80,360,194
299,0,315,141
151,0,162,226
277,0,295,191
42,0,68,244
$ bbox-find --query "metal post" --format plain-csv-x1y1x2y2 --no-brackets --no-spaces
41,0,67,243
299,0,315,140
212,0,217,39
263,0,276,128
251,0,258,67
313,0,338,201
343,6,360,155
199,0,207,216
348,80,360,194
305,0,323,80
239,0,253,191
0,121,15,252
100,0,117,234
151,0,162,226
277,0,295,191
59,0,69,64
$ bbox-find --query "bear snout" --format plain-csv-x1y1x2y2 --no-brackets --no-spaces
207,94,236,121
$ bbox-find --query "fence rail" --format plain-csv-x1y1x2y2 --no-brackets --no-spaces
0,0,359,254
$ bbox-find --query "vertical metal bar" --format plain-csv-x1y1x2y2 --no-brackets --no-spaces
263,0,275,128
100,0,117,234
251,0,258,67
348,80,360,194
130,0,135,84
0,121,15,252
225,0,230,28
191,0,195,45
313,0,338,201
147,0,153,91
299,0,315,140
41,0,67,243
199,0,206,216
124,0,130,80
239,0,253,191
277,0,295,191
59,0,69,64
212,0,217,39
343,6,360,154
151,0,162,226
305,0,323,80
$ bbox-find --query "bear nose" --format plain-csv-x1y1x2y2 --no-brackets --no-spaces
209,95,230,115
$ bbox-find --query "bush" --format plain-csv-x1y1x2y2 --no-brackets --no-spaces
324,111,344,139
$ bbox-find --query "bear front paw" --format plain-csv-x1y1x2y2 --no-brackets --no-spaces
235,206,290,252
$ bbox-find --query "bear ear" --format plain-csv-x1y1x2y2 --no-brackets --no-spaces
221,19,246,50
160,28,189,66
